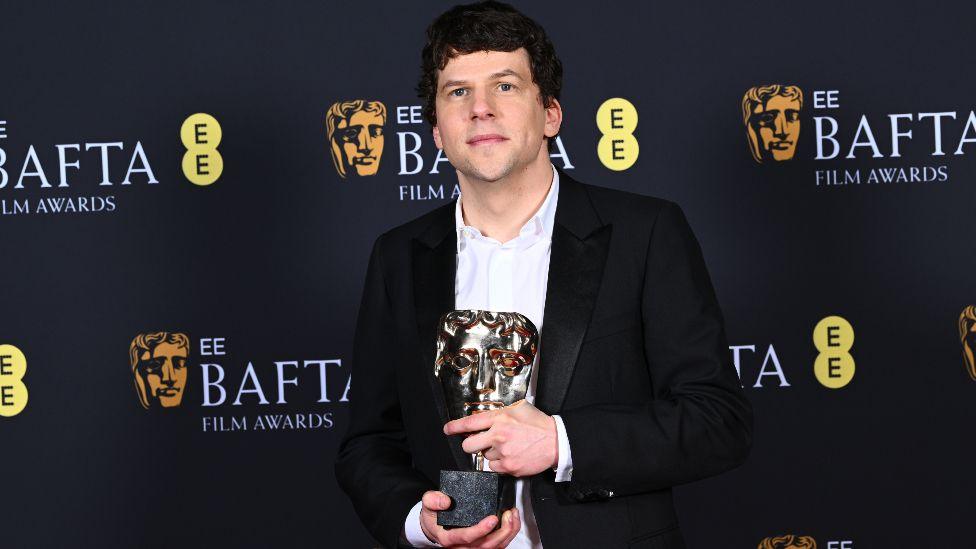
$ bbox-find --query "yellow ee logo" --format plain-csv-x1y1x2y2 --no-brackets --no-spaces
0,344,28,417
181,113,223,186
596,98,639,171
813,316,855,389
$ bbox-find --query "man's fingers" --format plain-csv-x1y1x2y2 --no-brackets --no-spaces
479,508,520,548
421,490,452,511
444,409,500,435
506,508,522,546
488,458,516,475
460,431,494,455
442,514,498,546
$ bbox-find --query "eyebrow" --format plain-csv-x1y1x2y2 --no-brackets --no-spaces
489,69,522,80
440,68,525,91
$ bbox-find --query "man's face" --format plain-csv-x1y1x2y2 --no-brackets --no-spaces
334,109,384,176
750,95,801,161
135,342,188,408
432,48,560,182
436,322,536,421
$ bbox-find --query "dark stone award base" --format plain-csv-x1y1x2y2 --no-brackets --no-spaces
436,470,515,528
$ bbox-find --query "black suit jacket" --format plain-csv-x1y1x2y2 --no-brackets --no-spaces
335,171,752,549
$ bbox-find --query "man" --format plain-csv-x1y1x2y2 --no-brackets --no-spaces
742,84,803,163
130,331,190,409
326,99,387,177
335,2,752,548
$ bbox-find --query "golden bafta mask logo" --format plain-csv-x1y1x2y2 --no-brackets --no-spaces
758,535,818,549
130,332,190,409
742,85,803,163
326,100,386,178
959,305,976,381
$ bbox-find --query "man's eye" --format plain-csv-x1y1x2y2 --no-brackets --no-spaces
450,88,467,97
498,83,513,92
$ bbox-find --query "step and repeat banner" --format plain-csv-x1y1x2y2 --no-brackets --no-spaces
2,1,974,547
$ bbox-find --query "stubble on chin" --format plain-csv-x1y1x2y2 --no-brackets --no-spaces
454,154,520,184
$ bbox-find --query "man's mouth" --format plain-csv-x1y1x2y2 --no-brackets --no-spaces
466,134,507,146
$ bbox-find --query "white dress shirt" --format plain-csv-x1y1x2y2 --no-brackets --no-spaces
403,165,573,548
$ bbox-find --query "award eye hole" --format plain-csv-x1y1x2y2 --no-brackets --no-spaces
450,354,474,373
500,364,523,377
490,350,527,377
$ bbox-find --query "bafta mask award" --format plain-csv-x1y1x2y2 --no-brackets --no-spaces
433,310,539,528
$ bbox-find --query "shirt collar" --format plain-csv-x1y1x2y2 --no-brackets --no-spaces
454,164,560,250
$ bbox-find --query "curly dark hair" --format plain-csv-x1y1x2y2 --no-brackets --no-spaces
417,1,563,127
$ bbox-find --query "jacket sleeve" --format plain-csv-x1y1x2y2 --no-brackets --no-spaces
558,201,753,500
334,234,435,548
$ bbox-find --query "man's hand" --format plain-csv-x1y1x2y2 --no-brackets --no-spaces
444,400,558,477
419,491,520,548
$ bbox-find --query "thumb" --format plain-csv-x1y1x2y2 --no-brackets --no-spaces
422,490,452,512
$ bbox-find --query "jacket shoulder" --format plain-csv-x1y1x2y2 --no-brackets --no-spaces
577,180,676,229
372,200,455,254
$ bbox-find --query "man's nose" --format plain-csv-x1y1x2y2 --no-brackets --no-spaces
469,88,495,121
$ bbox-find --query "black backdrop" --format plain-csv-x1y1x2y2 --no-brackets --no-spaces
2,1,975,547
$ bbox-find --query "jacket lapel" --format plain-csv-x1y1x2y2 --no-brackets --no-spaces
534,171,611,414
412,205,471,470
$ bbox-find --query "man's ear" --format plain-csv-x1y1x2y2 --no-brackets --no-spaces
433,125,443,149
543,97,563,138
